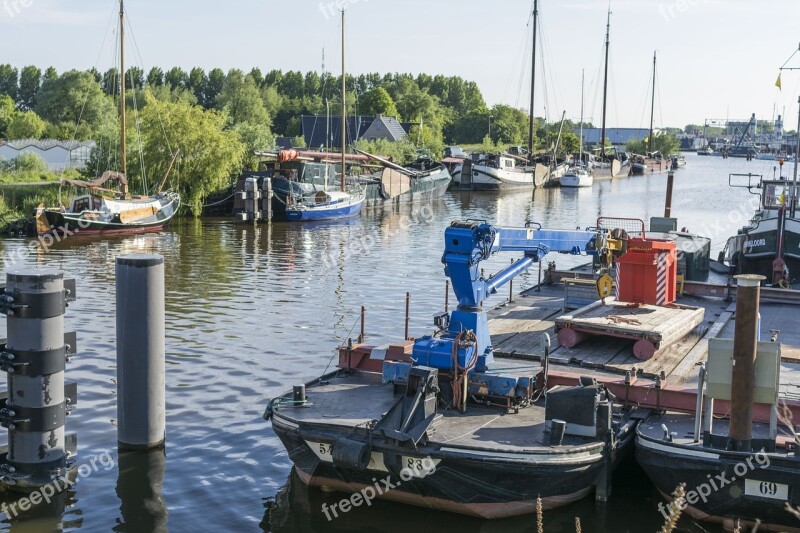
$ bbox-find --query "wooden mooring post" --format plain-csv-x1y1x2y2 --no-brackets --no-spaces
728,274,765,451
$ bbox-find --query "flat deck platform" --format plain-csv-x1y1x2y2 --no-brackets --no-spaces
488,278,800,390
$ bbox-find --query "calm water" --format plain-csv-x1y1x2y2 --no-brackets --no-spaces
0,153,783,532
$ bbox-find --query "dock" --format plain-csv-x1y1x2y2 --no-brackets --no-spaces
486,274,800,423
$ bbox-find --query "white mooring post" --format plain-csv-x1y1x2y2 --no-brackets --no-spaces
116,254,166,450
0,269,77,490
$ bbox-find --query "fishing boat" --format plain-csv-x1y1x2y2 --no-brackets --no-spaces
35,1,180,236
721,172,800,285
283,10,364,222
697,146,714,156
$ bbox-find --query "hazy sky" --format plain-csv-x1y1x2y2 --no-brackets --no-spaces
1,0,799,129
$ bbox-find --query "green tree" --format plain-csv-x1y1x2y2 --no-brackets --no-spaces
147,67,164,87
625,137,646,154
139,92,246,214
653,133,680,156
125,67,144,90
43,67,58,82
205,68,226,108
188,67,206,105
249,67,264,88
216,71,270,127
359,87,399,118
7,111,46,139
558,131,580,155
18,66,42,110
102,68,119,95
0,94,15,138
0,64,18,101
164,67,188,90
235,122,275,170
36,70,115,135
11,152,47,173
489,104,528,144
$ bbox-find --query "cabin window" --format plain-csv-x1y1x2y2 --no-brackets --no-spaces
72,197,90,212
503,159,513,168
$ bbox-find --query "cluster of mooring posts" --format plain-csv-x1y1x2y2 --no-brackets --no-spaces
0,255,167,522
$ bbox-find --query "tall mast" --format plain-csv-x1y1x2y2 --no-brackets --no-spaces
527,0,538,161
580,69,584,160
340,9,346,192
792,95,800,218
648,51,656,153
119,0,128,197
600,8,611,162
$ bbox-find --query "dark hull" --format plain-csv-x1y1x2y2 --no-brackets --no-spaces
729,216,800,279
637,418,800,532
272,169,450,221
271,413,632,519
39,210,174,237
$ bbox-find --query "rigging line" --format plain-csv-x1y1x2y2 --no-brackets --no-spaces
59,0,119,182
514,25,532,109
128,74,148,194
500,13,529,105
125,12,174,160
780,48,799,69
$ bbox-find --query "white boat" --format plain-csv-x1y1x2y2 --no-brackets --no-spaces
560,165,593,188
452,154,548,190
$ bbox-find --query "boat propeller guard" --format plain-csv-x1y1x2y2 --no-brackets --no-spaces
372,366,441,448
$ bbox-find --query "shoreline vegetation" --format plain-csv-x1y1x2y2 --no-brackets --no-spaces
0,64,683,227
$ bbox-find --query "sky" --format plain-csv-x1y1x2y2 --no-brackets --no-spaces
1,0,799,129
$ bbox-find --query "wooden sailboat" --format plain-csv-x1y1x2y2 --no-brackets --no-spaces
35,0,180,236
591,8,628,179
452,0,548,190
284,9,365,221
631,51,670,175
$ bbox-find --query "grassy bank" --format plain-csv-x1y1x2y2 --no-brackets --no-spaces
0,169,71,229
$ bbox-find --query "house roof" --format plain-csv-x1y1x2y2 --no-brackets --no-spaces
301,114,409,148
362,114,407,142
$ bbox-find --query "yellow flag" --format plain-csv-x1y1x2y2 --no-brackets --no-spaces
776,73,782,90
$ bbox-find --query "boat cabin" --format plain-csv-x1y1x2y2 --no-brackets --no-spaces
69,195,105,214
760,179,799,214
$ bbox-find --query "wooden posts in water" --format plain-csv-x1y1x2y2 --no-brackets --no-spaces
359,305,365,343
116,255,166,450
1,269,76,489
728,274,765,451
664,171,675,218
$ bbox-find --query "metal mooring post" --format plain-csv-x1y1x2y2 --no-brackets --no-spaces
664,171,675,218
116,255,166,450
728,274,765,452
0,269,77,490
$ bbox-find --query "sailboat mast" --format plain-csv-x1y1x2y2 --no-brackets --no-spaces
792,95,800,218
600,8,610,162
340,9,346,192
580,69,584,160
648,51,656,153
119,0,127,196
527,0,538,161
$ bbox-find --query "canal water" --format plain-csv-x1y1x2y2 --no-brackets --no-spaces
0,153,785,532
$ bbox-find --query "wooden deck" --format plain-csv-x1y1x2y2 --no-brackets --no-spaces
488,271,800,397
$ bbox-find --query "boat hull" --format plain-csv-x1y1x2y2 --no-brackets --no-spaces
560,174,593,188
285,198,364,221
37,195,179,237
271,411,627,519
637,416,800,532
727,216,800,279
453,163,548,190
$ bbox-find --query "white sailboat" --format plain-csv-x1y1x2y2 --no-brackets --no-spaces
561,70,593,188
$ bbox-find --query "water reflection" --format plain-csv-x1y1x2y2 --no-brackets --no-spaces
115,448,167,533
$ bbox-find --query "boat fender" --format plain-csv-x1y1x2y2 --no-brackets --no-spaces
332,437,371,471
550,419,566,445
